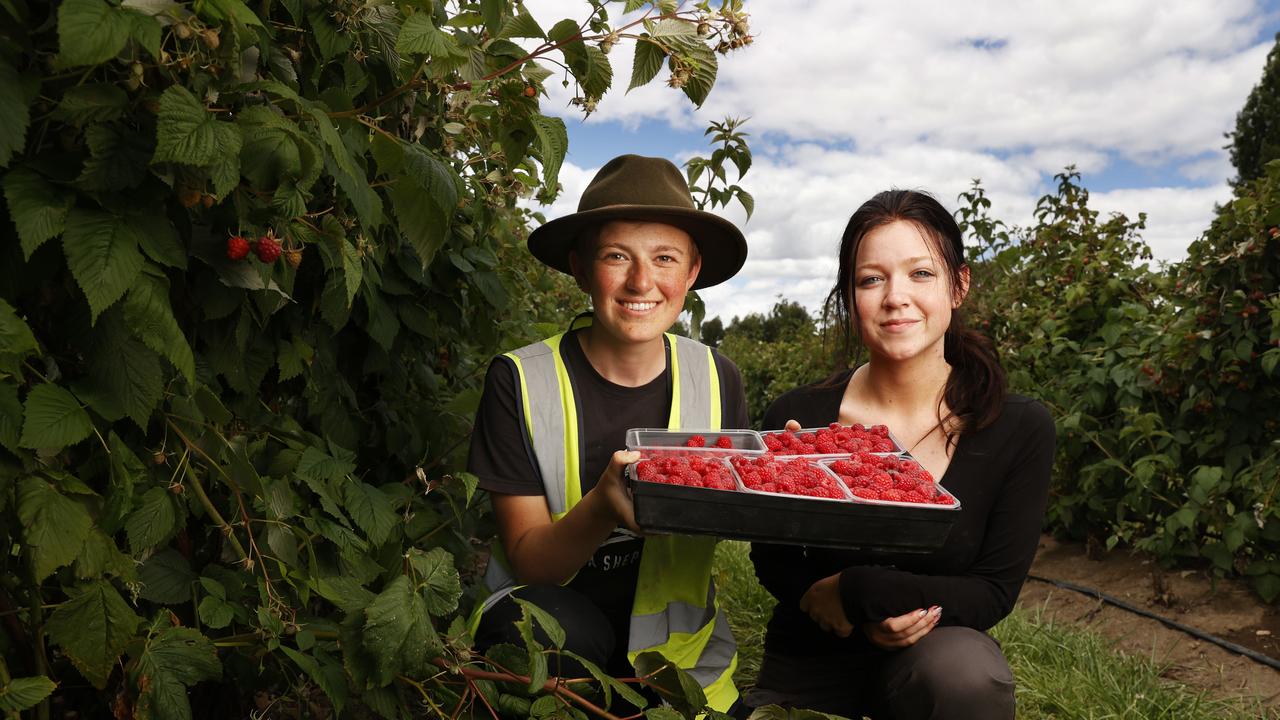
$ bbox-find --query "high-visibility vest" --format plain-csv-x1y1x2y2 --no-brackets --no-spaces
476,323,739,711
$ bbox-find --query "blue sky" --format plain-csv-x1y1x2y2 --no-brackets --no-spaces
534,0,1280,322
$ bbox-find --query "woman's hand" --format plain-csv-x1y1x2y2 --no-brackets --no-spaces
593,450,641,533
862,606,942,649
799,573,853,637
784,419,802,432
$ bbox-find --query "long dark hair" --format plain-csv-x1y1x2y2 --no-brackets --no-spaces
823,189,1006,445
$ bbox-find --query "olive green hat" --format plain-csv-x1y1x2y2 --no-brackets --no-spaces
527,154,748,290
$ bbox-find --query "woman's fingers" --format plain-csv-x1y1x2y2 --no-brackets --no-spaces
784,419,802,432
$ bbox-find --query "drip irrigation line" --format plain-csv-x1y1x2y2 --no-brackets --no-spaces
1026,573,1280,673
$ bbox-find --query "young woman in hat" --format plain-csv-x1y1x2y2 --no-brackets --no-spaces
745,190,1054,720
468,155,750,714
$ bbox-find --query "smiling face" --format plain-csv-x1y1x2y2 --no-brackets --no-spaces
570,220,702,351
852,220,969,364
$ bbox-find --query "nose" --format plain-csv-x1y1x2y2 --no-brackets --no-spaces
882,276,909,307
626,259,655,293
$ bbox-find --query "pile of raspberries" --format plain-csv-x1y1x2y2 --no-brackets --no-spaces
762,423,896,455
634,457,737,490
683,434,735,448
730,456,845,499
826,454,955,505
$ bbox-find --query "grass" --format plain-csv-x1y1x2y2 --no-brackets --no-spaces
712,541,1274,720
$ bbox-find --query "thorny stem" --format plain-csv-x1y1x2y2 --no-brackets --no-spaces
437,657,626,720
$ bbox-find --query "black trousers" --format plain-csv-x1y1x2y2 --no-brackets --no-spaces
744,626,1016,720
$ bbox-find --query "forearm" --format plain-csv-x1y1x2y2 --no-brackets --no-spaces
503,488,619,585
839,566,1016,630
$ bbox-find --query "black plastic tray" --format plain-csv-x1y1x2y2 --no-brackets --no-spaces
628,464,958,553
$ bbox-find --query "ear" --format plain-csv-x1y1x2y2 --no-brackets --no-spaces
684,250,703,291
953,265,971,308
568,249,589,292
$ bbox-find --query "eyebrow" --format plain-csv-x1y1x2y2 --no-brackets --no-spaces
857,255,935,269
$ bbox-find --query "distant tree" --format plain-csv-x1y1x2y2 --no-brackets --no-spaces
725,298,815,342
1229,32,1280,186
702,316,725,347
669,319,690,337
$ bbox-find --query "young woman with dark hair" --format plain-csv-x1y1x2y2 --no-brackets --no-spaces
745,190,1055,720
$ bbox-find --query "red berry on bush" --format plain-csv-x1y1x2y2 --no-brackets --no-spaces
254,234,282,263
226,235,251,260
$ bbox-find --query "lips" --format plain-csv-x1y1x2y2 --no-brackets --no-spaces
619,300,659,312
880,318,919,330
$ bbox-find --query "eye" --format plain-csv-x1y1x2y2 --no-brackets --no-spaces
656,254,678,264
855,275,883,287
912,269,936,279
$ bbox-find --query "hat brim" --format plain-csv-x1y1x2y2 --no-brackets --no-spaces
527,205,747,290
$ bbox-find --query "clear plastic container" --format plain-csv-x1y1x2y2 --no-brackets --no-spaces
727,455,852,502
625,428,766,457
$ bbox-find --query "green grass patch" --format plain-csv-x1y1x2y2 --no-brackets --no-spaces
713,541,1273,719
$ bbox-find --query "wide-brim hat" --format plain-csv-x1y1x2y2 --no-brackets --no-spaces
527,154,747,290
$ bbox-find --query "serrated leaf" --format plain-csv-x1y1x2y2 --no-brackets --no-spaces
3,167,72,259
0,675,57,714
52,84,129,126
102,431,143,533
126,8,161,59
530,114,567,191
406,547,461,616
0,60,37,169
389,144,457,267
308,10,351,60
19,383,93,450
62,208,145,323
669,38,717,107
77,123,153,191
280,647,348,715
341,480,397,545
125,486,182,553
90,309,163,428
152,85,219,166
57,0,131,68
649,18,696,37
513,597,566,648
313,575,375,613
735,187,754,220
562,649,648,711
197,594,236,629
629,38,666,91
276,335,311,381
361,575,442,684
581,45,612,99
397,13,465,59
131,626,221,720
74,526,137,581
296,445,355,481
307,108,382,228
0,298,37,359
203,0,263,27
633,650,706,717
123,269,194,381
138,548,196,604
46,580,141,688
18,476,93,581
500,8,545,39
208,122,243,198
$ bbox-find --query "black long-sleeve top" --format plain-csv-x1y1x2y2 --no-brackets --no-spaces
751,372,1055,655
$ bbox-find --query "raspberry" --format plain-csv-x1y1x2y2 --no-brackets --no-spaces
715,435,733,449
254,234,282,263
284,249,303,268
226,235,251,260
633,456,737,492
685,435,707,447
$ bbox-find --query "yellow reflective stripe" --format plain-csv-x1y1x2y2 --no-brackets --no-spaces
503,352,537,442
665,333,681,428
706,345,721,430
546,333,581,518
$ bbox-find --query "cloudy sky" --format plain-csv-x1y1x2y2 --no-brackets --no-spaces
530,0,1280,324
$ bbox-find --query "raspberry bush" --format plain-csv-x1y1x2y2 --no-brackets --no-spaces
0,0,759,716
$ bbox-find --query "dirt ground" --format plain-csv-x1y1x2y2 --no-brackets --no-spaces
1019,534,1280,710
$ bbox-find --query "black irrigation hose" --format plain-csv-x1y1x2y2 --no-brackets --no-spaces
1026,573,1280,673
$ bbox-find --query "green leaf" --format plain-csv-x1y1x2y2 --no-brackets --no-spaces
530,114,568,192
62,208,145,323
77,123,154,191
340,236,363,306
361,575,442,685
18,476,93,581
407,547,461,616
280,647,348,715
126,8,162,59
307,10,352,60
1254,573,1280,604
57,0,131,68
341,480,397,545
276,335,311,381
52,84,129,126
125,486,182,553
131,626,222,720
313,575,375,613
306,108,382,228
296,445,355,481
581,45,612,99
629,38,666,91
397,12,466,61
46,579,142,688
499,8,545,39
734,187,754,220
0,298,38,359
153,85,221,166
513,597,566,648
669,37,717,107
389,144,457,267
19,383,93,450
89,309,163,428
102,431,144,534
123,268,194,381
197,593,236,629
0,383,22,452
208,123,243,198
138,548,197,604
0,675,57,714
202,0,263,27
0,60,37,168
74,526,137,581
633,650,706,717
3,167,72,259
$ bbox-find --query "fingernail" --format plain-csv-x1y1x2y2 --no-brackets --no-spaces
931,606,943,616
917,609,928,617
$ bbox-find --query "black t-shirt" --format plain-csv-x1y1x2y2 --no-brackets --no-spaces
469,329,749,626
751,371,1055,655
